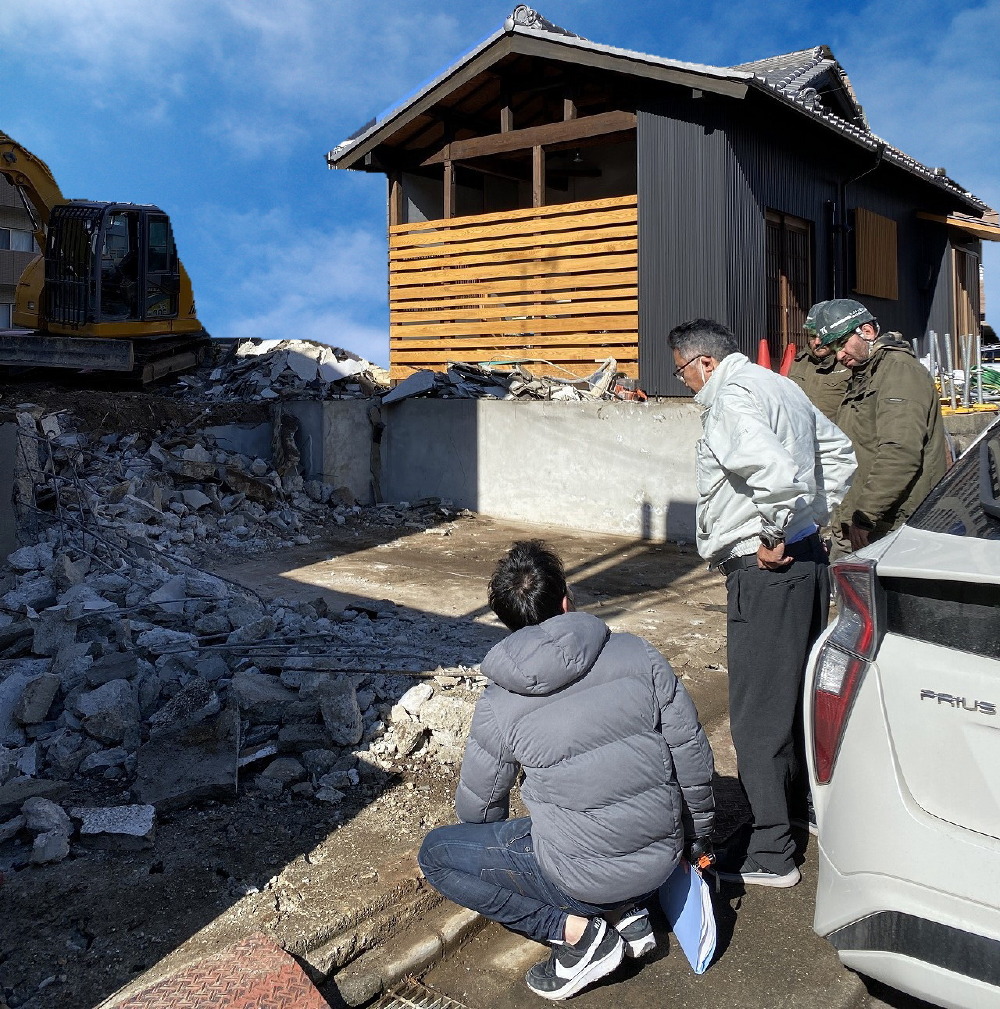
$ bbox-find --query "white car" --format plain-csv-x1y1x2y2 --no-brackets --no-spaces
804,416,1000,1009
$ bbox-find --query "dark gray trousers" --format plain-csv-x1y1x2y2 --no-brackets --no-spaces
725,536,830,873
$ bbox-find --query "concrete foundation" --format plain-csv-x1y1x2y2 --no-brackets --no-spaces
381,399,702,542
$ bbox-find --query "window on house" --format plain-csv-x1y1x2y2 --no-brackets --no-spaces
0,303,11,328
765,210,813,362
0,228,35,253
854,207,898,300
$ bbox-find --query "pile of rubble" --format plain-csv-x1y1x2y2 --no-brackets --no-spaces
383,358,646,404
0,406,484,874
169,338,390,402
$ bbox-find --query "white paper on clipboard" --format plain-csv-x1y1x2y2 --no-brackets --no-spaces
658,858,717,974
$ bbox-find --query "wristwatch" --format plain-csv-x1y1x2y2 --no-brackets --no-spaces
760,530,785,550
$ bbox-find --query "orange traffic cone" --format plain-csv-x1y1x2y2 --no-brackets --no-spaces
756,338,772,370
778,342,796,376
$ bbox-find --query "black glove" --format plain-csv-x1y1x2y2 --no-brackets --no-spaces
687,836,715,871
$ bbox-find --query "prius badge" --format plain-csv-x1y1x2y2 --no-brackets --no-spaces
920,690,996,715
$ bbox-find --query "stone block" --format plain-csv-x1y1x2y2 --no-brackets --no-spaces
225,615,276,646
0,658,52,746
79,747,128,773
133,704,239,811
318,676,363,747
396,682,434,716
148,575,187,616
416,693,475,743
136,627,199,656
14,674,60,725
70,804,156,850
0,813,25,843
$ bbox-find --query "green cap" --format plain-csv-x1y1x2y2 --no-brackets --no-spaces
813,299,875,346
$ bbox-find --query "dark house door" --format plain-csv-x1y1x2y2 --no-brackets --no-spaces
765,210,813,364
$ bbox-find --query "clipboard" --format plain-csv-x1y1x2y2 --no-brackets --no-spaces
658,858,717,974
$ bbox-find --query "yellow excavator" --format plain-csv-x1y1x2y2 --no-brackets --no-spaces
0,129,208,382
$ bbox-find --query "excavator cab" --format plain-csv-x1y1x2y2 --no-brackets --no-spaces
43,203,190,335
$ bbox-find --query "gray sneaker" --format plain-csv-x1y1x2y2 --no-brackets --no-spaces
615,906,656,958
525,917,625,1000
716,856,801,888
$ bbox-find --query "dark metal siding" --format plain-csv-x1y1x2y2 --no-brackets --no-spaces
637,88,979,395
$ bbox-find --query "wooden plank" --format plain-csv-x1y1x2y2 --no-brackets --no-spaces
390,315,637,338
390,331,639,350
390,194,636,234
390,222,637,261
389,299,639,324
391,298,638,321
422,111,637,166
388,174,403,228
390,207,637,250
392,346,638,364
390,238,637,274
388,253,637,285
390,274,637,301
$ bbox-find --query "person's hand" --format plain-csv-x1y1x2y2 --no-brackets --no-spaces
757,541,793,570
847,522,871,551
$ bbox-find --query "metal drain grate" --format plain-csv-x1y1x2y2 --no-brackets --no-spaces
372,978,471,1009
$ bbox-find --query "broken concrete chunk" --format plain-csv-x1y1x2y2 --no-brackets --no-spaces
31,829,71,864
148,575,187,616
86,652,139,686
148,680,221,736
14,674,60,725
277,723,331,753
70,804,156,850
181,489,213,511
231,669,297,723
318,676,363,747
225,615,276,646
393,719,426,757
8,544,54,572
0,777,67,817
22,795,72,835
0,814,25,843
135,627,199,656
260,756,307,786
30,606,77,657
0,659,53,746
134,704,239,811
75,679,140,745
3,576,57,614
314,786,346,805
78,747,128,774
396,682,434,716
417,694,475,744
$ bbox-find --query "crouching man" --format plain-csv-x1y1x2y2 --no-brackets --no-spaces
418,540,715,1000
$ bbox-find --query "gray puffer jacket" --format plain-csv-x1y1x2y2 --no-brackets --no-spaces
456,611,715,904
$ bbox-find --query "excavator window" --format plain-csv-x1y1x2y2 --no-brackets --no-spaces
100,211,140,321
143,214,179,319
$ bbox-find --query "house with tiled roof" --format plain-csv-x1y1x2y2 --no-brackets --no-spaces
329,6,998,393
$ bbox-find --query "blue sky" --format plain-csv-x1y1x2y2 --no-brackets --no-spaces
3,0,997,367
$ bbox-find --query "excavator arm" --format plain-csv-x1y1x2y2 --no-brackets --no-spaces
0,130,64,252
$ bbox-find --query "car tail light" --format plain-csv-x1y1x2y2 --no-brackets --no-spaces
812,558,884,783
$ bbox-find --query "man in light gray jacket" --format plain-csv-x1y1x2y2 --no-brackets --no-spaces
419,540,715,1001
669,319,855,889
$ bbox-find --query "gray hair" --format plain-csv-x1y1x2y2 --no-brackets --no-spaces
667,319,739,361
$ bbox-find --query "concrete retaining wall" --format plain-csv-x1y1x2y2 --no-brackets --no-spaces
381,399,702,542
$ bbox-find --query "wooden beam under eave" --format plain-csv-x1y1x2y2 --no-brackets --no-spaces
532,146,545,208
422,110,636,166
444,161,456,219
388,174,404,227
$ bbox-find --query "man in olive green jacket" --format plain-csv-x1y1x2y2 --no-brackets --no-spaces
787,301,851,423
811,299,947,552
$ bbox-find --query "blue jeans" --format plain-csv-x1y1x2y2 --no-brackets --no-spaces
418,818,621,944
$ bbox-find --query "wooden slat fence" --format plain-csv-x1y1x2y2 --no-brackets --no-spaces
388,195,638,381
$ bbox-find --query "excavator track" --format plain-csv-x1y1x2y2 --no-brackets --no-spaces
0,329,210,386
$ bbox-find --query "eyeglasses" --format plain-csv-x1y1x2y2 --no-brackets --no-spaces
673,355,702,379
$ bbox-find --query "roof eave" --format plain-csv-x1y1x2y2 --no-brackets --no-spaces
327,25,751,171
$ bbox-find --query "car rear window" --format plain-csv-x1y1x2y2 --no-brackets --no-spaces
907,417,1000,539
